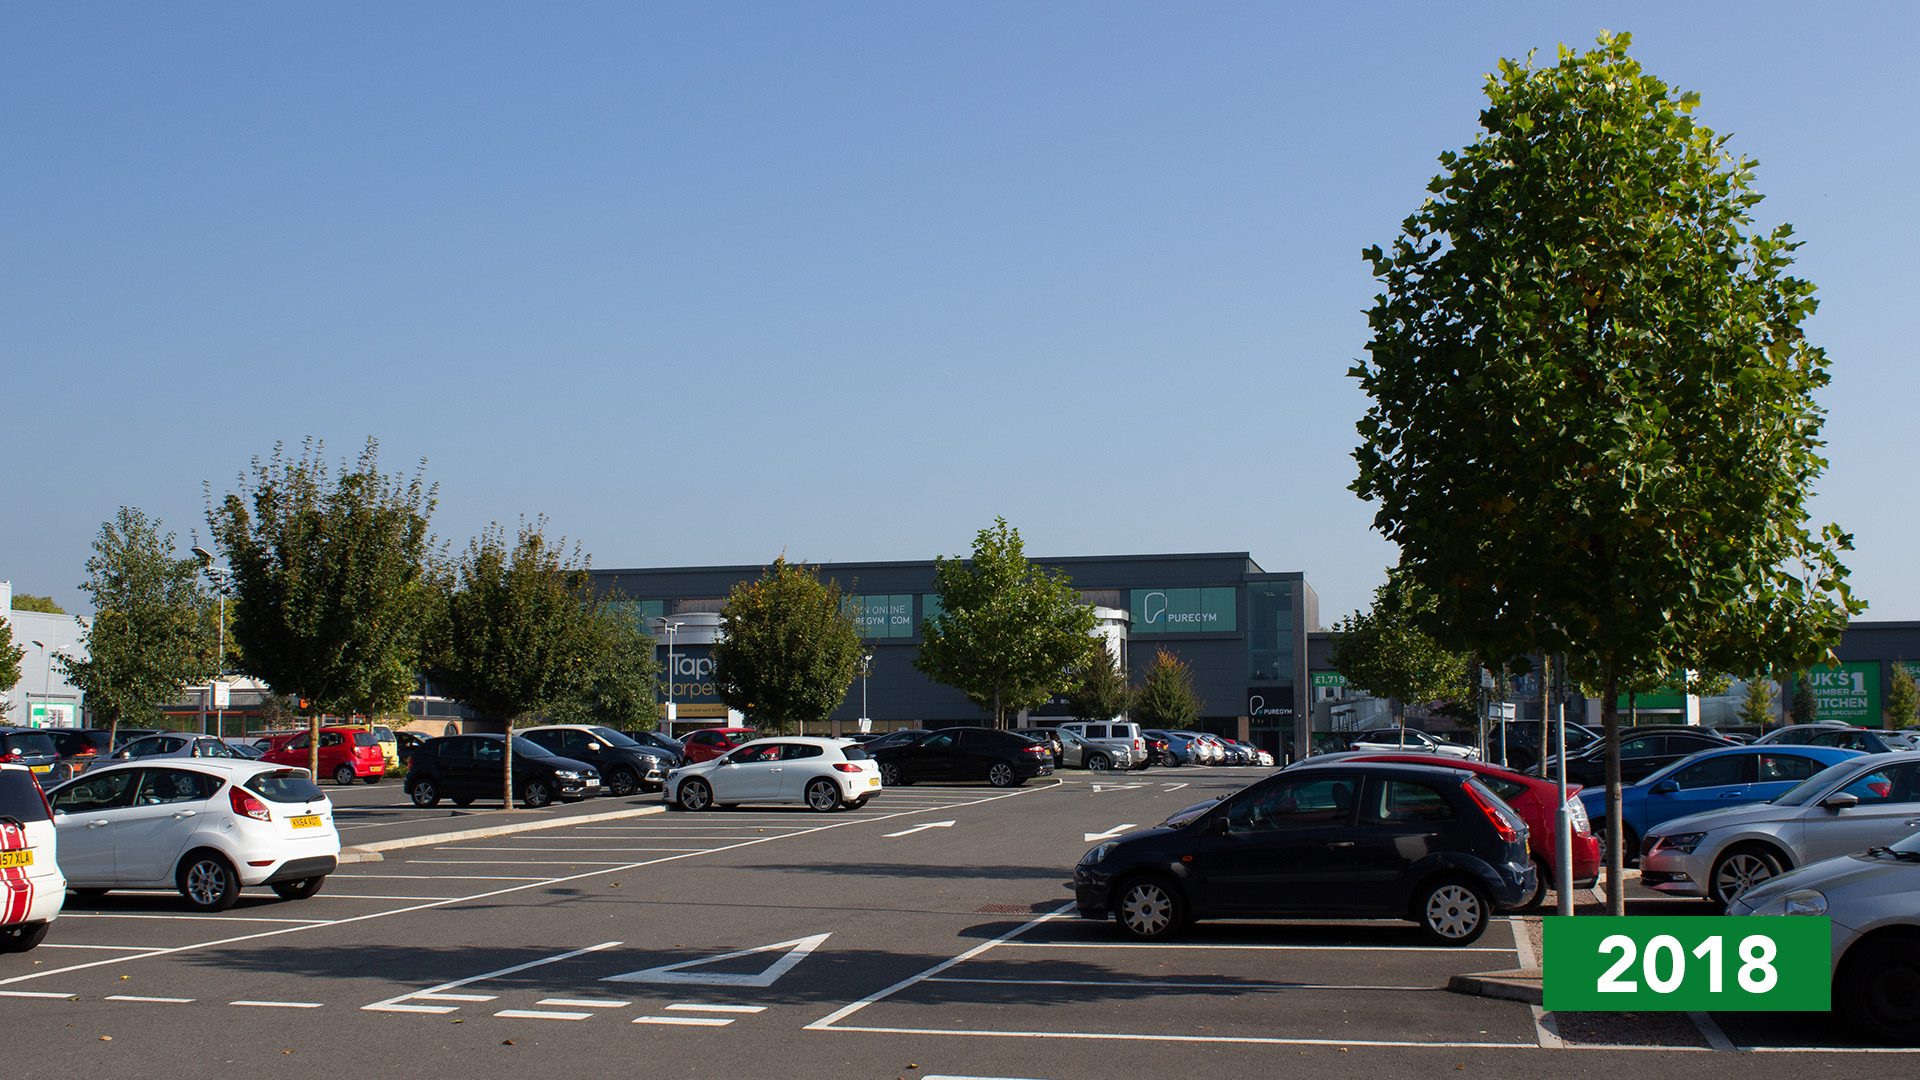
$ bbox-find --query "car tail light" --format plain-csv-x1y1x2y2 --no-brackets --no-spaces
229,786,272,822
76,746,97,756
0,752,21,764
1465,783,1520,844
833,763,862,773
1023,745,1046,755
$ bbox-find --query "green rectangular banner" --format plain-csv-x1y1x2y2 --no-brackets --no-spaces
1544,916,1829,1011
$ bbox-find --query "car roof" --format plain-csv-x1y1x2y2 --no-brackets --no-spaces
52,757,294,781
1284,759,1475,782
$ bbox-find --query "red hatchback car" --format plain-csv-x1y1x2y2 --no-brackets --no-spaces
1340,752,1600,910
679,727,760,764
260,728,387,786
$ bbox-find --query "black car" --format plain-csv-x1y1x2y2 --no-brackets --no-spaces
0,727,60,782
1484,720,1600,772
1543,726,1737,787
871,728,1053,788
41,727,113,779
519,725,672,796
864,728,931,752
1011,728,1064,767
1073,761,1533,945
622,729,686,763
404,734,602,809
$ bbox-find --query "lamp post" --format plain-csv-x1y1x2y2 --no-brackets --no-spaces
858,652,874,735
30,640,47,724
655,619,683,734
192,546,233,738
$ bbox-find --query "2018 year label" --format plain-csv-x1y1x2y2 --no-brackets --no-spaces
1543,916,1830,1011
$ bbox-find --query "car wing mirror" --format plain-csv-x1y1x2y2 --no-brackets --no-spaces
1821,791,1860,811
1652,779,1680,795
1209,814,1231,836
586,742,601,752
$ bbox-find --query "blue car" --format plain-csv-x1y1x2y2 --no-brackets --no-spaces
1579,742,1863,857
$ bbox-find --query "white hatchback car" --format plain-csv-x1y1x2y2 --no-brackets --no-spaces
0,763,66,951
666,737,882,812
46,759,341,911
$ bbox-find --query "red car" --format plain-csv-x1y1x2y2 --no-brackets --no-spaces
678,727,760,764
260,727,387,786
1341,752,1600,910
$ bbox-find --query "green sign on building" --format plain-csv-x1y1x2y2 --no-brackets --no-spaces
845,595,916,639
1311,671,1348,689
1801,662,1880,727
1131,588,1236,633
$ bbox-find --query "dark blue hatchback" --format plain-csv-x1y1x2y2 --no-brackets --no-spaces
1073,761,1533,945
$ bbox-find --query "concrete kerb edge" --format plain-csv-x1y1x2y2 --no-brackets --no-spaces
336,804,668,864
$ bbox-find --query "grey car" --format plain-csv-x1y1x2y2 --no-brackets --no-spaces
1729,829,1920,1043
1641,753,1920,907
109,734,249,763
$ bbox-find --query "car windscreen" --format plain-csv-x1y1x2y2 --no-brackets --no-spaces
0,769,51,822
244,769,325,803
511,737,557,758
589,726,641,748
1771,759,1863,806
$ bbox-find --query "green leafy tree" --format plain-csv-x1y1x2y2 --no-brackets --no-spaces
422,519,606,807
1350,33,1861,913
10,594,65,614
58,507,217,740
916,518,1099,728
1,617,26,700
1885,664,1918,730
207,438,436,777
543,607,661,732
710,557,863,735
1737,677,1778,728
1327,574,1473,720
1790,674,1819,725
1064,644,1132,722
1132,648,1202,729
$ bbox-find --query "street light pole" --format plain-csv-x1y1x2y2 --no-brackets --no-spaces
656,619,683,735
858,652,874,736
31,640,47,724
192,547,232,739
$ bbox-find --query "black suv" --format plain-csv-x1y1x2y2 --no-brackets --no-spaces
870,728,1053,788
518,725,671,796
1545,726,1736,787
1074,760,1532,945
404,734,602,809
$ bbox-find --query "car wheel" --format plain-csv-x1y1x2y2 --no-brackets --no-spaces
1114,875,1185,942
677,778,712,812
805,778,841,812
607,768,640,798
0,922,49,952
332,764,356,785
1085,754,1111,772
271,876,326,901
1838,935,1920,1044
847,796,871,810
1710,845,1783,909
520,780,553,809
879,761,908,787
986,761,1019,788
410,780,441,808
451,796,475,806
177,851,241,912
1416,876,1492,946
363,774,382,785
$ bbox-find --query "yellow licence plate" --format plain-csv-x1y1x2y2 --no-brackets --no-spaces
0,850,32,869
867,777,881,786
289,815,323,829
30,764,51,773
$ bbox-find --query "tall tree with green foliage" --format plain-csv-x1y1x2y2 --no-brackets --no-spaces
1327,574,1473,720
1885,664,1918,730
423,519,607,807
916,518,1099,728
58,508,217,739
1,617,26,702
207,438,436,778
1351,33,1861,913
1737,677,1779,728
1790,674,1819,725
709,557,863,735
1064,644,1132,722
1132,648,1202,729
543,607,661,732
10,594,65,614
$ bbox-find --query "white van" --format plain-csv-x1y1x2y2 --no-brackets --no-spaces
1054,721,1148,772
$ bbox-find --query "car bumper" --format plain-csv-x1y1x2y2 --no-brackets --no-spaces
1639,848,1711,897
557,780,603,801
1072,865,1115,916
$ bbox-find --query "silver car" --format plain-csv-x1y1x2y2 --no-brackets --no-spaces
1054,722,1144,771
1350,727,1478,760
109,734,249,763
1729,829,1920,1043
1641,753,1920,907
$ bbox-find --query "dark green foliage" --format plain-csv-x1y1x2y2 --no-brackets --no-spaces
1132,648,1202,729
59,507,217,734
1790,675,1819,725
544,607,661,732
1064,644,1132,722
10,594,64,614
1737,678,1778,728
1885,664,1918,729
915,518,1099,728
1,614,27,698
710,557,863,734
1327,574,1472,717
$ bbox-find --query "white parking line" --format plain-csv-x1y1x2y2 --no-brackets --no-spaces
997,942,1510,953
334,874,546,880
665,1003,767,1013
924,977,1438,991
106,995,194,1003
58,913,329,924
40,944,154,951
494,1008,592,1020
400,860,637,865
634,1015,733,1026
232,1000,323,1008
0,990,77,999
539,997,631,1008
319,895,463,901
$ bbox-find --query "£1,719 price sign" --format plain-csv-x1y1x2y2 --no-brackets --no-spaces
1544,917,1830,1011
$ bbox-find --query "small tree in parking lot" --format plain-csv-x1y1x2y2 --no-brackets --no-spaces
1064,644,1132,722
1886,664,1918,729
1737,677,1779,728
1132,649,1202,729
710,557,863,735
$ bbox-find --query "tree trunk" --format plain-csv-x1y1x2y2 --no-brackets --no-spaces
1604,665,1625,917
308,712,321,780
502,718,514,812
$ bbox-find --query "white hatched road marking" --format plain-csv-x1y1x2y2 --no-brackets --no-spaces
1081,823,1137,842
883,821,956,838
0,990,77,999
604,933,830,987
364,941,622,1014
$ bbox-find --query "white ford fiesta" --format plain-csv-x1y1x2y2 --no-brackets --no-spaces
1,762,66,951
45,759,341,911
666,737,882,812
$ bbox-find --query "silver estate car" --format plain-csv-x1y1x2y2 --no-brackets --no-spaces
1641,753,1920,907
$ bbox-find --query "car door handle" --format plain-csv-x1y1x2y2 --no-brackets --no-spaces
1326,841,1355,849
87,819,110,828
173,810,197,819
1906,819,1920,828
1719,791,1746,798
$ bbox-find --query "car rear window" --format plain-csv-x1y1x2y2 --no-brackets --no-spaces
245,770,324,803
2,732,57,757
353,732,379,747
0,769,51,822
840,746,869,761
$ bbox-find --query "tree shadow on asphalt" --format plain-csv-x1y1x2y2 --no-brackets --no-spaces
746,861,1068,882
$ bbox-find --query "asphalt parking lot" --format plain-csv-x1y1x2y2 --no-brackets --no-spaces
4,767,1916,1079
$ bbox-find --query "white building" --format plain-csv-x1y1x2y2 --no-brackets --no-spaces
1,580,88,728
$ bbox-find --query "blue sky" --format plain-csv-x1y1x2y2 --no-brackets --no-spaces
5,2,1916,624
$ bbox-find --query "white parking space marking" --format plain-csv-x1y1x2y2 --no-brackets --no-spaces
42,944,156,951
634,1015,734,1026
539,997,631,1008
665,1003,767,1014
364,941,622,1014
924,977,1437,991
337,874,546,880
884,820,956,838
0,990,78,999
494,1008,593,1020
105,995,194,1003
231,1000,324,1008
319,894,463,901
1161,783,1189,791
997,941,1509,953
58,913,328,924
604,933,830,987
1081,824,1137,842
402,859,637,865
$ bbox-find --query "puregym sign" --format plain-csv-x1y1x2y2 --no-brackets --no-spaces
1131,588,1237,633
1801,663,1879,727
